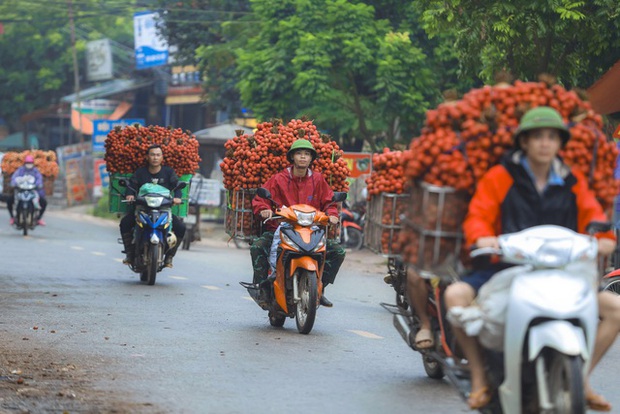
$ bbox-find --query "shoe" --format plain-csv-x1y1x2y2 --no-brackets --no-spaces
414,328,434,350
319,295,333,307
383,274,395,285
586,392,612,412
122,256,132,265
163,256,173,268
37,219,46,226
467,387,491,410
9,218,14,225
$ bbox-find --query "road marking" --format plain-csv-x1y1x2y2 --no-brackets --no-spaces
91,252,106,256
169,276,187,280
71,246,84,251
201,285,220,290
348,330,383,339
113,258,123,263
242,296,254,301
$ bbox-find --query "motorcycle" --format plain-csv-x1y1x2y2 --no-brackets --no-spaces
13,175,41,236
340,202,364,250
118,180,187,286
385,224,604,413
240,187,347,334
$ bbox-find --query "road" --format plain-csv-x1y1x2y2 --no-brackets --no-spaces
0,206,618,413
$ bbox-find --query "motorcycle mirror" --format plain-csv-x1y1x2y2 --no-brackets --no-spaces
257,188,272,200
586,221,612,235
175,181,188,190
332,192,347,203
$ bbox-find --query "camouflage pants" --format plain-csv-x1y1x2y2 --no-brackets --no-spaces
250,231,346,286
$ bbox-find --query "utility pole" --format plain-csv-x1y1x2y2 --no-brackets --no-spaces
68,0,83,144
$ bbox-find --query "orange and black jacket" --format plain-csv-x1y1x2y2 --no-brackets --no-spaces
463,150,615,247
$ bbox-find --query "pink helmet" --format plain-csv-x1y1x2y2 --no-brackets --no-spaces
24,155,34,163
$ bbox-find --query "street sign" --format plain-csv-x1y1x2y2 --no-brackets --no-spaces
92,119,144,153
134,11,169,70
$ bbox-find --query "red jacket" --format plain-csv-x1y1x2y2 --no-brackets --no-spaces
252,167,339,232
464,152,614,246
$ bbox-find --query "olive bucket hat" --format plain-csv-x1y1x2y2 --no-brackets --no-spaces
514,106,570,149
287,139,318,163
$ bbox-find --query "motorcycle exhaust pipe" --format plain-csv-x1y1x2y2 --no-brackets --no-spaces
393,314,413,347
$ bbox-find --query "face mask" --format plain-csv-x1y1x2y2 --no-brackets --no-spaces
25,163,34,169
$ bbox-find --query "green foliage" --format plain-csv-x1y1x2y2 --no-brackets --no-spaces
91,188,119,220
415,0,620,87
236,0,443,150
0,0,138,130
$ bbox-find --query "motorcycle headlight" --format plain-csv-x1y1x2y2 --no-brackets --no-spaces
145,195,164,208
313,235,326,252
281,232,300,251
294,210,315,226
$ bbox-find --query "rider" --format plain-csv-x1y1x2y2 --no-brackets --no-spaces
119,144,186,268
444,106,619,411
251,139,345,307
8,155,47,226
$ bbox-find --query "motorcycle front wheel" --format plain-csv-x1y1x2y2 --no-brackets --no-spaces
538,351,585,414
342,227,363,250
295,270,318,334
602,276,620,295
144,244,160,286
21,208,29,236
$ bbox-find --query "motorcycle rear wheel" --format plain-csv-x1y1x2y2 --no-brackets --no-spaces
602,276,620,295
269,312,286,327
295,270,318,334
422,355,444,379
342,227,363,250
144,244,159,286
540,351,585,414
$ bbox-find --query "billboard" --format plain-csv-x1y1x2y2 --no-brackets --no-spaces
134,11,169,70
86,39,113,81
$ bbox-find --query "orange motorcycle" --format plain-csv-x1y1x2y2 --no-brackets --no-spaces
241,188,347,334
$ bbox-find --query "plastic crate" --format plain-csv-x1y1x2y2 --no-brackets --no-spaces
402,182,470,277
225,189,260,241
365,192,409,256
109,173,192,217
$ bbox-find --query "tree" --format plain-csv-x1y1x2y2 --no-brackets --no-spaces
157,0,253,118
236,0,440,150
415,0,620,88
0,0,137,131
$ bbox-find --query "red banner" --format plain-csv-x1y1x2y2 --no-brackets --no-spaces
342,152,372,179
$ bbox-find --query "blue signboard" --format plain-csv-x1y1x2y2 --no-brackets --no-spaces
134,11,169,70
92,119,145,153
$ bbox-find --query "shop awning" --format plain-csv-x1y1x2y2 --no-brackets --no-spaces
194,123,254,145
61,79,152,103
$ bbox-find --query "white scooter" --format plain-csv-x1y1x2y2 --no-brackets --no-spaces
461,224,602,413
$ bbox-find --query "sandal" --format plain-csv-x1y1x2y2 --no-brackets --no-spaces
467,386,491,410
414,328,434,349
586,392,612,412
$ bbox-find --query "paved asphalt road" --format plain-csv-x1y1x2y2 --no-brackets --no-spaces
0,205,619,413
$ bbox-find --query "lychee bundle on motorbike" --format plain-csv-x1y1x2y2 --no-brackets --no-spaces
240,187,347,334
383,79,620,413
104,125,200,285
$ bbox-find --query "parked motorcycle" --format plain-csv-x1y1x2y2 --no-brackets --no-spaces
240,188,347,334
340,202,364,250
385,224,604,413
118,180,187,285
13,175,41,236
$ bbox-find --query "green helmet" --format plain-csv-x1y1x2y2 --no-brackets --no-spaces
287,139,317,163
514,106,570,148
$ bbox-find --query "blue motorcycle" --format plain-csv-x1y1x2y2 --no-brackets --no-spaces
119,180,187,285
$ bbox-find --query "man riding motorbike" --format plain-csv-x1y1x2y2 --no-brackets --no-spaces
250,139,345,307
444,106,620,411
8,155,47,226
119,144,186,268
